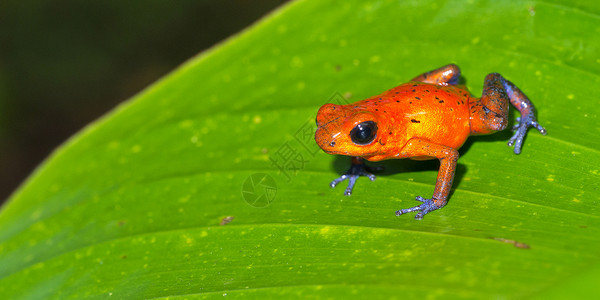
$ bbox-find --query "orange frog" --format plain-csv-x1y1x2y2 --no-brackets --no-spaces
315,64,547,220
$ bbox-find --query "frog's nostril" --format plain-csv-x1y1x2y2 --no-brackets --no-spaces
329,141,336,147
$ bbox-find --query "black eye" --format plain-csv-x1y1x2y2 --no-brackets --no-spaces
350,121,377,145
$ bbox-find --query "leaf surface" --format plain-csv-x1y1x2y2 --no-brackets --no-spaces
1,0,599,298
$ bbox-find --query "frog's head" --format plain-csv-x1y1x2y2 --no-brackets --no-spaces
315,103,390,161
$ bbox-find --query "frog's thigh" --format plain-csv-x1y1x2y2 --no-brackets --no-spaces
411,64,461,86
470,73,510,135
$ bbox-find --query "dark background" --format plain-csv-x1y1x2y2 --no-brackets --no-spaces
0,0,289,204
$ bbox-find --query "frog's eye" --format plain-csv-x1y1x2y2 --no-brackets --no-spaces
350,121,377,145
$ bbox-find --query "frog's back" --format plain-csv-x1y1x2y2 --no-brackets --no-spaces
361,82,472,150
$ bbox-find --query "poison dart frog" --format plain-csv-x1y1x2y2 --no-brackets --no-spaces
315,64,547,220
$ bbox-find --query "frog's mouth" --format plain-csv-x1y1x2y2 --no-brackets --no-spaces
315,126,343,153
315,104,348,154
315,103,382,157
315,126,380,158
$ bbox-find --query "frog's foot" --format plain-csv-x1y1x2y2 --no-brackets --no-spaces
508,114,547,154
395,196,443,220
330,161,381,196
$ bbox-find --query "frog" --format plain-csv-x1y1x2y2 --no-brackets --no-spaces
314,64,547,220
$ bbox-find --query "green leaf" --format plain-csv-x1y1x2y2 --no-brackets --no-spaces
1,0,599,298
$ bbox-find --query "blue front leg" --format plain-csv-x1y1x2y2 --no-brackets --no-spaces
330,157,378,196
